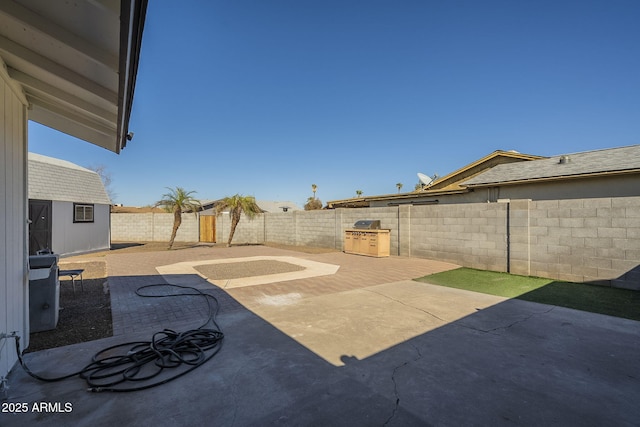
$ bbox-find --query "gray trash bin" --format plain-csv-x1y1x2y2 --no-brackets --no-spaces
28,254,60,332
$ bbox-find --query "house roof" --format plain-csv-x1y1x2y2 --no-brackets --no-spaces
326,150,542,208
28,152,111,204
422,150,544,192
0,0,147,153
463,145,640,187
199,199,302,213
256,200,301,213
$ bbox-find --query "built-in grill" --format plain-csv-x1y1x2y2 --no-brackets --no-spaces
353,220,381,230
345,220,389,257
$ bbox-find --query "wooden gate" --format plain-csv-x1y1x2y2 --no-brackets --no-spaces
199,215,216,243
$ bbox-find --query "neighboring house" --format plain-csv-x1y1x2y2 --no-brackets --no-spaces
199,199,302,214
0,1,146,381
28,153,112,256
462,145,640,200
255,200,302,213
327,150,543,208
327,145,640,208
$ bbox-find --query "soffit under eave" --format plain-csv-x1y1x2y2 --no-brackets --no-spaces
0,0,146,153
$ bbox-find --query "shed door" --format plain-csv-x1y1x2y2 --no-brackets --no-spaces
29,200,52,255
199,215,216,243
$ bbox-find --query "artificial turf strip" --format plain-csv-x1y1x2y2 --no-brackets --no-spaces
415,267,640,321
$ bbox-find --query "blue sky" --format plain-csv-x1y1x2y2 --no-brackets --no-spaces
29,0,640,207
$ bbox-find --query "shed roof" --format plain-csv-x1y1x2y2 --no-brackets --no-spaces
28,152,111,204
463,145,640,187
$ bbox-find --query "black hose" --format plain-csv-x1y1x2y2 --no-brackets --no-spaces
14,283,224,392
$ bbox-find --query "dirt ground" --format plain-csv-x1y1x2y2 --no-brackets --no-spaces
27,260,111,352
27,242,338,352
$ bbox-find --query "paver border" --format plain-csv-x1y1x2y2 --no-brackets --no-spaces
156,256,340,289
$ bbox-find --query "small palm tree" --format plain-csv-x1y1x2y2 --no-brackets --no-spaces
396,182,403,193
311,184,317,199
215,194,262,247
355,190,363,197
156,187,201,249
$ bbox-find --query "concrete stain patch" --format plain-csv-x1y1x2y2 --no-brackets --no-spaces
156,256,340,289
255,292,304,307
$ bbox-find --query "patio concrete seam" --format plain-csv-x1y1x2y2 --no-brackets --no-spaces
363,288,447,323
463,305,557,334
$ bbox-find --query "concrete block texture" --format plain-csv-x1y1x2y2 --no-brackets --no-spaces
111,213,198,242
110,197,640,289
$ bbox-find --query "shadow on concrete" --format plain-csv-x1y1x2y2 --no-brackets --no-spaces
515,280,640,322
3,273,640,426
608,263,640,290
110,242,145,250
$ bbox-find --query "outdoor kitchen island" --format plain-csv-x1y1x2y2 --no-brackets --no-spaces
344,220,390,257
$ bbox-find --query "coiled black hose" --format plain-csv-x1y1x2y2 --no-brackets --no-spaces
14,283,224,392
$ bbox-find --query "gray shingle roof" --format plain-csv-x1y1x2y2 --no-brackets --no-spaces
28,153,111,204
463,145,640,187
256,200,301,212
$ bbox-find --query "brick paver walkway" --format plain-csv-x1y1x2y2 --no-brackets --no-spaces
106,245,459,336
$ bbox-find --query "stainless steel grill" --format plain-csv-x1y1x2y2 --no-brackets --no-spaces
353,220,381,230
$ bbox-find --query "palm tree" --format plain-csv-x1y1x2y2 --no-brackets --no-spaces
215,194,262,247
396,182,403,193
355,190,363,197
156,187,201,249
311,184,317,199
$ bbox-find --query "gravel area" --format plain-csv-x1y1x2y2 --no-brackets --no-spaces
194,260,305,280
27,261,112,352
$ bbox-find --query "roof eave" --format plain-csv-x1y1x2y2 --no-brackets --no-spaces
116,0,147,153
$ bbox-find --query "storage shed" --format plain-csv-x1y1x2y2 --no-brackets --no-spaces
28,152,112,255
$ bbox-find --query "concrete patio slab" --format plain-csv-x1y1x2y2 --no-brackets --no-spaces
213,280,511,366
2,245,639,426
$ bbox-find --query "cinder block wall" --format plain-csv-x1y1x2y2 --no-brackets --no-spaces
408,203,508,272
113,197,640,289
265,212,296,245
216,213,263,245
111,213,153,241
294,210,337,248
111,213,199,242
526,197,640,289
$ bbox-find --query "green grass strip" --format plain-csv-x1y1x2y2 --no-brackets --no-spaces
415,267,640,321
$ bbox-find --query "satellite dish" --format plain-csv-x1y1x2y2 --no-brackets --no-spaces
417,172,433,186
